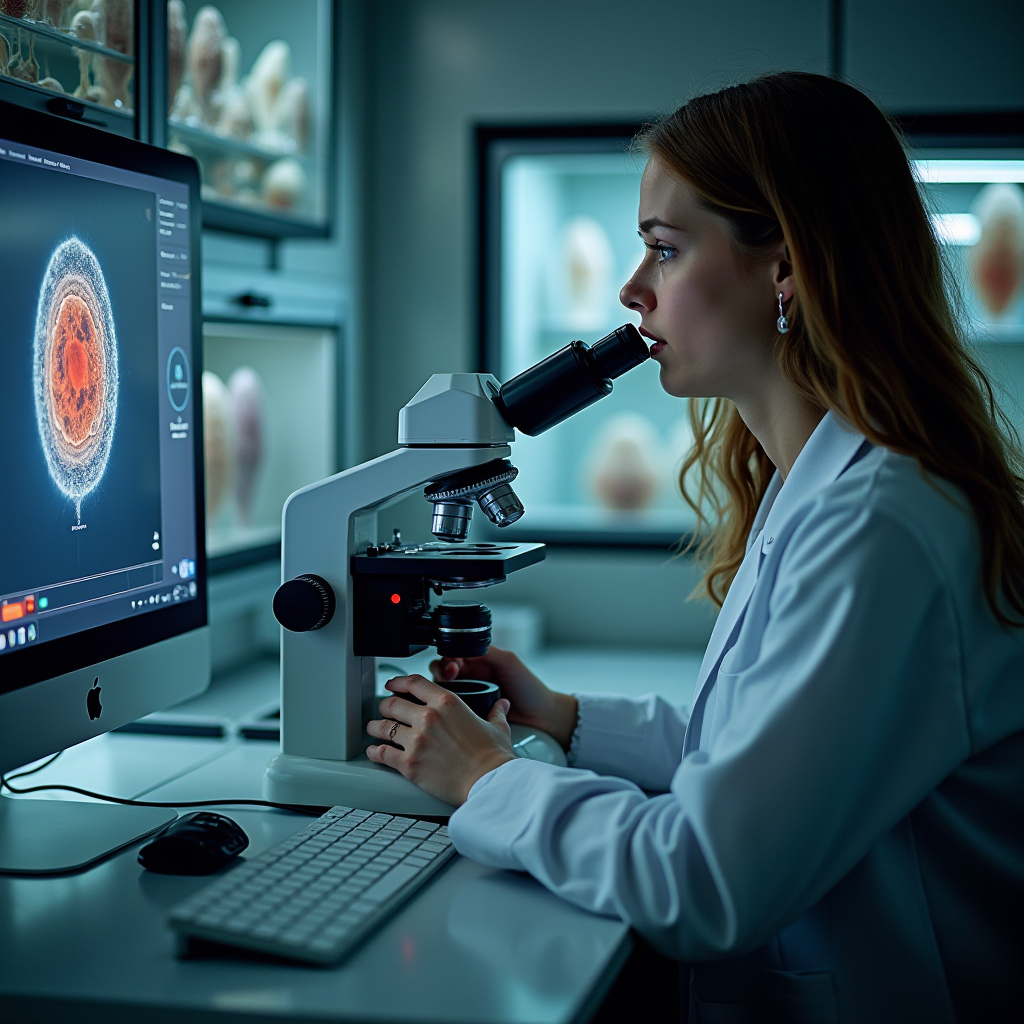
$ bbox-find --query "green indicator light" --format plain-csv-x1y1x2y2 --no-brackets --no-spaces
39,597,49,609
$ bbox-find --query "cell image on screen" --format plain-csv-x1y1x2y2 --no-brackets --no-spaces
34,236,119,526
0,160,162,597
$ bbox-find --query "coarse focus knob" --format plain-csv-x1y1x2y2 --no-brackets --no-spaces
273,574,336,632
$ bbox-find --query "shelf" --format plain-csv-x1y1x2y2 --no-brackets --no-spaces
169,121,307,164
0,74,133,121
0,12,134,64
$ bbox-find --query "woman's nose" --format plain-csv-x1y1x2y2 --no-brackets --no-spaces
619,271,651,314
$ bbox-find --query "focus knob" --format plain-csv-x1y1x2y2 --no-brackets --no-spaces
273,574,336,632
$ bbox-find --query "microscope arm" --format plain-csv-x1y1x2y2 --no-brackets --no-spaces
279,444,512,763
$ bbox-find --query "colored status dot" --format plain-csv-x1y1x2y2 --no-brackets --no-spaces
39,597,49,609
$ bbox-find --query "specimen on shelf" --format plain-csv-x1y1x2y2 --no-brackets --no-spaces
0,33,9,76
36,0,71,26
561,216,615,331
214,33,252,139
262,157,305,210
187,3,225,124
202,370,235,523
588,412,663,512
166,0,186,114
970,182,1024,316
91,0,133,108
245,39,288,137
274,75,310,154
6,32,38,83
229,366,266,526
70,8,102,102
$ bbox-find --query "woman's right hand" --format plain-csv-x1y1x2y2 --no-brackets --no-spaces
430,646,578,751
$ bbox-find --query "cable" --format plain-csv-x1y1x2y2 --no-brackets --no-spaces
0,755,321,816
3,750,63,781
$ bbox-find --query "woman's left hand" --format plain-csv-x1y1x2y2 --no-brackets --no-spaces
366,675,515,807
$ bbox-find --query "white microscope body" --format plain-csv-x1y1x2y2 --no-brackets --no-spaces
264,325,649,815
264,374,563,816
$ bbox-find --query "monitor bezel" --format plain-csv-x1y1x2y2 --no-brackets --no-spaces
0,100,207,697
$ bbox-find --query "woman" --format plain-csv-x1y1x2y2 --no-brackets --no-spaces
366,73,1024,1023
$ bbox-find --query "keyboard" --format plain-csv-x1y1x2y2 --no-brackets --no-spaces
167,805,455,965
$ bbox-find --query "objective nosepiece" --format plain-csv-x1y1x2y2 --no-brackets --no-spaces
495,323,649,437
425,459,524,542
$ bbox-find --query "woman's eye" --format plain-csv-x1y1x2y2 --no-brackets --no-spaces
657,246,676,263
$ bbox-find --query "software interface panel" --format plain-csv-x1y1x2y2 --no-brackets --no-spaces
0,135,198,657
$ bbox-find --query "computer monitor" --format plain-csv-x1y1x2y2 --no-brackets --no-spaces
0,101,209,874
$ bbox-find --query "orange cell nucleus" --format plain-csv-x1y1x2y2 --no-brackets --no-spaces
50,293,104,447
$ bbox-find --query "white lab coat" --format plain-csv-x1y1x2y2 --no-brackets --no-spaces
449,412,1024,1024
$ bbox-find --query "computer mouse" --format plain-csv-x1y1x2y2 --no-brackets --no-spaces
138,812,249,875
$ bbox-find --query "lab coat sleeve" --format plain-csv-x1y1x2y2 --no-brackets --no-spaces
449,502,973,960
567,691,689,791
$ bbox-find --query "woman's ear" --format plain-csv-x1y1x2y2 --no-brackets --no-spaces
772,242,795,303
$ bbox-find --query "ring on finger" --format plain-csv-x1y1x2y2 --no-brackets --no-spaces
388,720,400,742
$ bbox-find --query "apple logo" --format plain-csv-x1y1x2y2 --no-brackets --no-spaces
87,679,102,720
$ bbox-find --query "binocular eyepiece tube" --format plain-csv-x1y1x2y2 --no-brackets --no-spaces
493,323,650,437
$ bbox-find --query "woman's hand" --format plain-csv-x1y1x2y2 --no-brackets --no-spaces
430,646,578,751
366,675,516,807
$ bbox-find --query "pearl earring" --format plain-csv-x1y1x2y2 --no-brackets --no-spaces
777,293,789,334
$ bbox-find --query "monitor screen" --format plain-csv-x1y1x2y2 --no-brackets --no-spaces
0,108,205,696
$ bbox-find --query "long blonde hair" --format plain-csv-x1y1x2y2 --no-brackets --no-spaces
642,73,1024,627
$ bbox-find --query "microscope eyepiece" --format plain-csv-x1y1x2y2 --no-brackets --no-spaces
494,323,649,437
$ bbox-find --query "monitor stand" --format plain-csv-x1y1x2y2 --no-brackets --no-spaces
0,793,176,875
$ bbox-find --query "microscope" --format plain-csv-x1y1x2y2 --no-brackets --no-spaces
265,324,650,815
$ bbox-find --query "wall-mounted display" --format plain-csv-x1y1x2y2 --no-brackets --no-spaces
0,0,135,136
477,120,1024,547
166,0,332,236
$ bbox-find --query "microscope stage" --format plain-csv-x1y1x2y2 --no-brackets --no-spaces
351,542,545,580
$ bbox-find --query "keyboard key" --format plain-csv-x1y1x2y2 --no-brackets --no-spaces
361,864,420,903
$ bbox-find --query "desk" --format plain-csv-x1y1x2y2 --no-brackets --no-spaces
0,741,630,1024
1,645,703,1022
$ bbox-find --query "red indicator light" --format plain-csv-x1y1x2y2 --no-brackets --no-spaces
390,593,401,604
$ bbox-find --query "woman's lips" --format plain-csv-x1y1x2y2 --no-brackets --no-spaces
638,327,666,356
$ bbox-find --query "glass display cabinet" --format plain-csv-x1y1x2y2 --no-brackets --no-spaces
477,118,1024,547
477,125,697,547
166,0,332,237
910,113,1024,453
0,0,137,137
200,267,347,573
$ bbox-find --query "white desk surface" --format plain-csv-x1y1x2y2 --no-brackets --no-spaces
0,646,702,1023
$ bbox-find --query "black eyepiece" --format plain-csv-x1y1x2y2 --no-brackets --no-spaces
589,323,651,379
494,323,649,437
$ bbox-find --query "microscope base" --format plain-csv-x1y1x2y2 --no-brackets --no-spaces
264,726,566,816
